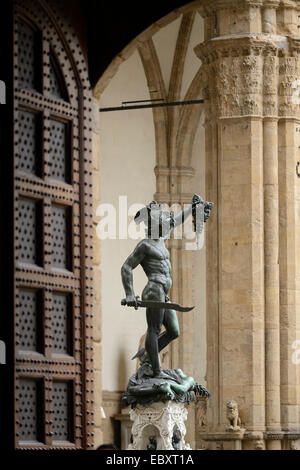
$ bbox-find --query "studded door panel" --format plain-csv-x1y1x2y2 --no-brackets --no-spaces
14,0,94,450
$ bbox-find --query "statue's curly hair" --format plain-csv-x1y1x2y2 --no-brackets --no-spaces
134,201,160,225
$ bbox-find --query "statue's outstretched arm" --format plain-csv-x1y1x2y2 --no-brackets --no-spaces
173,194,204,228
121,241,146,307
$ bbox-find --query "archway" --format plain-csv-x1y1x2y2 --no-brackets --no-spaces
91,3,207,449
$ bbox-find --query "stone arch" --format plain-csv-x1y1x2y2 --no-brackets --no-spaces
93,1,200,99
171,424,183,450
138,38,169,168
140,423,161,449
93,2,205,172
92,3,207,448
92,3,205,196
176,66,204,167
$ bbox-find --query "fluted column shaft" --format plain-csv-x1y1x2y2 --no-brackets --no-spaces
263,118,281,444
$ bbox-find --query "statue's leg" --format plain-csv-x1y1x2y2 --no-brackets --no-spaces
142,281,165,376
145,306,164,376
158,308,180,352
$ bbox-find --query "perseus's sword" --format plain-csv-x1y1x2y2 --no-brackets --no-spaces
121,298,194,361
121,298,194,312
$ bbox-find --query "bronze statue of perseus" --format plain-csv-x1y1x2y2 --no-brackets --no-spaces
121,195,213,380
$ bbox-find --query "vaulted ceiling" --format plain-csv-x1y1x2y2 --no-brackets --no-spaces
98,5,205,174
83,0,195,87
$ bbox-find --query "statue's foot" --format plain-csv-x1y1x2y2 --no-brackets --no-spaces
152,368,162,378
137,355,153,379
132,347,145,361
138,365,153,378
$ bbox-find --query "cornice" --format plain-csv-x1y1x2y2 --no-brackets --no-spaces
263,0,280,7
195,34,286,63
198,0,263,18
199,0,297,16
154,166,195,178
154,192,196,205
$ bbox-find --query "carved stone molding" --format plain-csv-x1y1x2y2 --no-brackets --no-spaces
263,431,285,440
278,53,300,116
199,0,263,17
195,35,280,65
263,0,280,7
195,33,300,118
198,429,246,441
153,192,195,205
154,166,195,178
103,391,123,408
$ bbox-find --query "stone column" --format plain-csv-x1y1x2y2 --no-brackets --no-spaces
263,117,281,448
278,40,300,440
196,0,268,450
195,32,267,445
197,0,300,450
277,1,299,36
262,1,279,34
202,119,219,432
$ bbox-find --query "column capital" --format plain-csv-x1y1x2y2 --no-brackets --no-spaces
195,34,279,64
195,32,300,119
195,35,279,118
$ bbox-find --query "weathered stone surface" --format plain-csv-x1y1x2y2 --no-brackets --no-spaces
196,0,300,450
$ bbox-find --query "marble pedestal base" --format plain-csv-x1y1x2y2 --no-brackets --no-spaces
128,401,191,450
